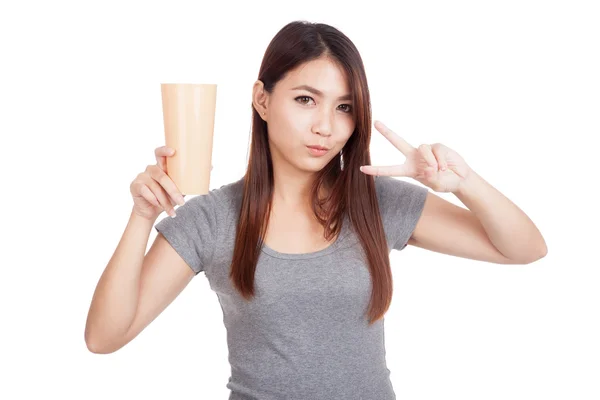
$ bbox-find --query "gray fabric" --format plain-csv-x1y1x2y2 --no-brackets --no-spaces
155,176,428,400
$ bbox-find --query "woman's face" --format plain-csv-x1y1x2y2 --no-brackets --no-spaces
254,57,356,175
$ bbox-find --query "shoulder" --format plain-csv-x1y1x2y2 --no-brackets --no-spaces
153,177,245,271
156,177,244,232
185,176,244,213
373,176,430,251
374,176,429,210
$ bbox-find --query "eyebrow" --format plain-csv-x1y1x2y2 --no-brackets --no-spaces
291,85,352,101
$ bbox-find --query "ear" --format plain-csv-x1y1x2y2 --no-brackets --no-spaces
252,80,269,121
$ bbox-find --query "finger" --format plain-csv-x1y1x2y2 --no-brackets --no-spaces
155,146,175,172
360,164,411,177
373,120,414,156
431,145,447,170
147,165,185,206
418,144,438,168
144,176,177,216
139,184,161,207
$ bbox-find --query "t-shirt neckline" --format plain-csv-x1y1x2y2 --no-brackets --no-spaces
260,215,351,260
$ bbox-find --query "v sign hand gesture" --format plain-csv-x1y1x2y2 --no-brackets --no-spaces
360,121,473,193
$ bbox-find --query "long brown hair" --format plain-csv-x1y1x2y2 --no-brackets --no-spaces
230,21,392,325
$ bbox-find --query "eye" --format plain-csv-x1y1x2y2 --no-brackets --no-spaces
295,96,314,105
295,96,353,114
338,104,352,113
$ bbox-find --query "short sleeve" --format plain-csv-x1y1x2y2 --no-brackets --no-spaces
154,192,218,275
375,176,429,251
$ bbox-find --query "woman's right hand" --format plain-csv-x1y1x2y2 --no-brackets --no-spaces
130,146,186,221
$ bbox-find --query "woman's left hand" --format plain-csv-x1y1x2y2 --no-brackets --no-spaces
360,121,473,193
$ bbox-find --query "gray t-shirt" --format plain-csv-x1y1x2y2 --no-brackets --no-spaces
155,176,428,400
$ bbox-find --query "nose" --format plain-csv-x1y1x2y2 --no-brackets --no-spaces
311,108,333,137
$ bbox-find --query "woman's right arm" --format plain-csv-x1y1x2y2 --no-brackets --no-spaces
85,145,195,354
84,208,195,354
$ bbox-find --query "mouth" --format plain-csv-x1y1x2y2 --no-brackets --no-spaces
306,145,330,157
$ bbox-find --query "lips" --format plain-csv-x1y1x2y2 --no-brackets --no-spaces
307,145,330,151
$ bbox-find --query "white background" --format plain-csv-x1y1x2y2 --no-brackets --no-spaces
1,0,598,399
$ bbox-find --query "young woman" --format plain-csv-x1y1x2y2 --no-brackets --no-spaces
85,20,547,399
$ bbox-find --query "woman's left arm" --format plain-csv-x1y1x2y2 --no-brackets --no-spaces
360,120,547,265
407,172,547,264
453,170,547,263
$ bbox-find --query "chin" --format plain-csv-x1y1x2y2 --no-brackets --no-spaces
297,164,324,174
300,158,334,173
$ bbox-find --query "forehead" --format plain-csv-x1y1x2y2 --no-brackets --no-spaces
279,57,351,95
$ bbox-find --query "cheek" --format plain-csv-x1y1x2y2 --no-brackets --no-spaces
335,122,355,146
267,121,301,155
272,114,307,145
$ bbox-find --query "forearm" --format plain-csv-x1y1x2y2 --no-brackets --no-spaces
85,208,156,351
454,170,547,263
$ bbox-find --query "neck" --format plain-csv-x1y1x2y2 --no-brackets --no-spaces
270,163,333,212
272,164,317,209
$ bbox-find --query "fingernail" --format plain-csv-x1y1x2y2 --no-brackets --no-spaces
177,195,185,205
169,209,177,218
